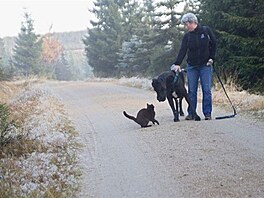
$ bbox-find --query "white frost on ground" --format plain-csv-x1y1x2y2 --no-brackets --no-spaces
118,76,152,90
0,84,80,197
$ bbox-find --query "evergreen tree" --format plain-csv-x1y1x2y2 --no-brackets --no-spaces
12,11,43,76
121,1,144,39
132,0,157,76
83,0,123,77
0,38,13,80
116,0,153,76
54,51,72,81
200,0,264,92
117,35,144,76
149,0,185,75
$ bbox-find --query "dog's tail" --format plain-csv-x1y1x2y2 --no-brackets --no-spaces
123,111,138,123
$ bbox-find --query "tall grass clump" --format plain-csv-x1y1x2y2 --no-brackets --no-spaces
0,103,20,147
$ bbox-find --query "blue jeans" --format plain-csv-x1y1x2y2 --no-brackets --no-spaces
186,64,213,117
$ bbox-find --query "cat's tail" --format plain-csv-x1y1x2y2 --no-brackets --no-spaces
123,111,138,123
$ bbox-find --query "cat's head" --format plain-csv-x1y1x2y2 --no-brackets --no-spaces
147,103,154,110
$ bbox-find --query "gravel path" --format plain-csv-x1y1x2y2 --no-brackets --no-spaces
50,81,264,198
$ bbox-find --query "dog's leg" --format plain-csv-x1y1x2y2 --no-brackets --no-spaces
174,98,180,122
167,88,180,122
179,97,184,116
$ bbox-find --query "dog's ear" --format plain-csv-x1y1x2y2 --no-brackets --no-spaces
152,79,157,86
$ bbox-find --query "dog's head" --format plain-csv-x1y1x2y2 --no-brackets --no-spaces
152,76,167,102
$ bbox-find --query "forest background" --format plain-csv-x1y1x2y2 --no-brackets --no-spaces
0,0,263,93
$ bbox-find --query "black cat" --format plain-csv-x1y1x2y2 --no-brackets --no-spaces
123,104,159,128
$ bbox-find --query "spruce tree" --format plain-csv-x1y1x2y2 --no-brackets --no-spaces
116,35,144,77
200,0,264,92
12,11,43,76
54,51,72,81
83,0,123,77
149,0,185,75
116,0,152,76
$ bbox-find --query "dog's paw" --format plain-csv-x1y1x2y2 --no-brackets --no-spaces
174,118,180,122
194,115,201,121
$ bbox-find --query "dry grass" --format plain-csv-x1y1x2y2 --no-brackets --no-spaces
0,79,80,197
213,86,264,118
0,76,46,104
117,76,264,119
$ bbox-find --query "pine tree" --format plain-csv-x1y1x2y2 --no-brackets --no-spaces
12,11,43,76
116,0,153,76
121,1,144,39
200,0,264,92
117,35,144,76
83,0,123,77
54,51,72,81
149,0,185,75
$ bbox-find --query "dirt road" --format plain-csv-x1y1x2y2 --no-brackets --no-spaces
50,81,264,197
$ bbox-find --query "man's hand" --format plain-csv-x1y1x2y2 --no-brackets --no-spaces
206,59,213,66
171,64,181,72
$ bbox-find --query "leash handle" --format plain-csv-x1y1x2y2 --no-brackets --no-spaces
215,114,235,120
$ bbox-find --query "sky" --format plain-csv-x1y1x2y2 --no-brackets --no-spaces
0,0,95,38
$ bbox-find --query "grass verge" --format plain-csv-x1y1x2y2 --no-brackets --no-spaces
0,81,81,197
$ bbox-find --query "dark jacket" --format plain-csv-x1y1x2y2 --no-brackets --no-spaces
174,24,217,66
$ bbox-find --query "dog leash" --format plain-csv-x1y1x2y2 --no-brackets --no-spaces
213,64,237,119
172,68,187,85
172,71,179,85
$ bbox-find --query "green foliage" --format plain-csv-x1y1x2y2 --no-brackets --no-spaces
83,0,123,77
117,35,146,77
84,0,263,93
147,0,185,75
200,0,264,93
84,0,185,77
12,11,43,76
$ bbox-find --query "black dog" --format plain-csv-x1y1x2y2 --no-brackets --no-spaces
152,71,201,122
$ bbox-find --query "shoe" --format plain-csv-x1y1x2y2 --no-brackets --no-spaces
205,116,211,120
185,115,193,120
